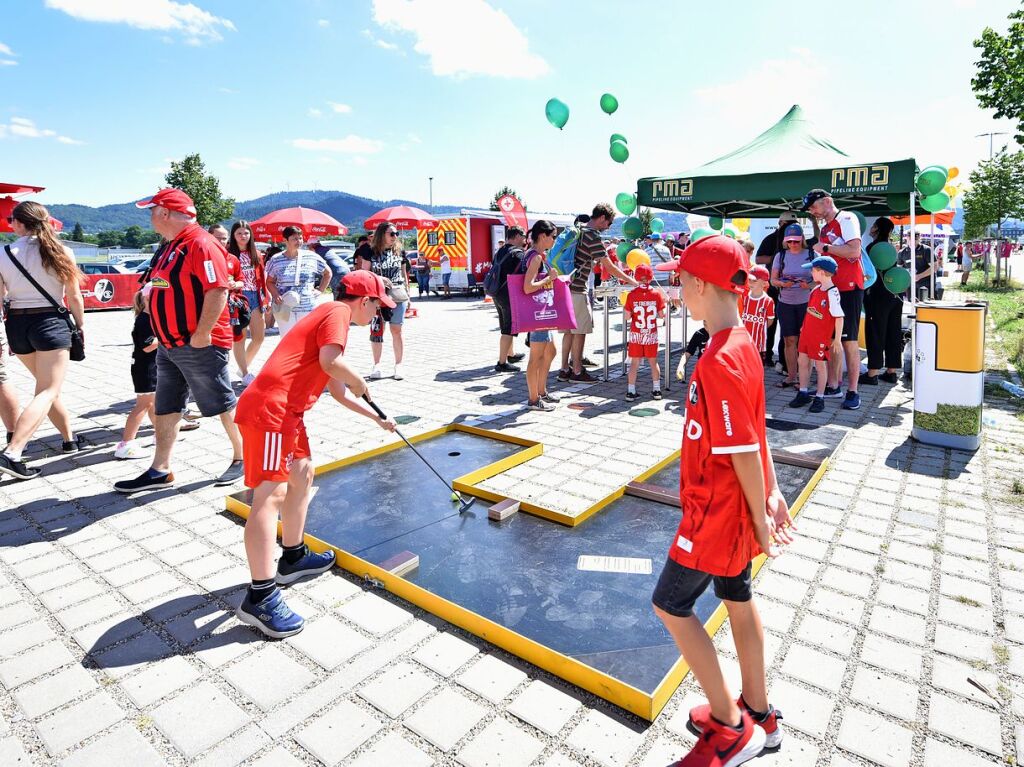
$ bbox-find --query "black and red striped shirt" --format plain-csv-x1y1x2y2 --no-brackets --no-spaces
148,224,232,349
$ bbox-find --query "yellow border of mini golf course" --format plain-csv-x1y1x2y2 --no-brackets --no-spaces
224,424,835,721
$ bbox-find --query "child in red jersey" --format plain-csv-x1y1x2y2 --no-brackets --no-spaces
624,262,666,401
652,234,795,767
787,256,844,415
741,265,776,365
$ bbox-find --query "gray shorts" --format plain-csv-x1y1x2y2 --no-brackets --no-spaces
570,291,594,335
155,344,236,417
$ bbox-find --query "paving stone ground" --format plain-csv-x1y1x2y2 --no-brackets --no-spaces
0,273,1021,765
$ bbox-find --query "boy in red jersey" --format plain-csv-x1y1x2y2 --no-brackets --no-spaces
233,271,397,639
624,262,666,401
787,256,844,415
652,234,795,767
740,265,776,364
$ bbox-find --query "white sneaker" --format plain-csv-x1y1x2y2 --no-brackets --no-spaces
241,373,256,386
368,367,383,380
114,440,148,460
393,364,404,380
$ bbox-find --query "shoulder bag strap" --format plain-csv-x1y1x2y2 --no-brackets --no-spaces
3,245,73,324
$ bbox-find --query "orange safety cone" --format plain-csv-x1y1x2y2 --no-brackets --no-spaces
483,295,493,304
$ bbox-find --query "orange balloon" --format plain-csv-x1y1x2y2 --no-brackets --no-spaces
948,166,959,180
626,249,650,271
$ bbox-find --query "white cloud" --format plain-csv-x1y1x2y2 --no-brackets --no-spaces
371,0,548,78
218,86,238,94
290,136,384,154
0,60,17,66
328,101,352,114
45,0,235,45
351,156,369,167
0,43,14,56
317,18,330,27
375,38,398,51
0,42,16,64
308,107,323,118
0,117,82,144
227,157,259,171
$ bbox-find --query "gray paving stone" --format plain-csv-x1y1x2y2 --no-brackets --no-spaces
0,640,75,688
101,557,162,588
357,661,438,718
59,723,164,767
14,665,97,718
404,687,488,752
828,546,879,575
860,633,922,679
349,732,434,767
881,559,932,590
795,614,857,655
192,724,272,767
295,699,382,765
849,667,918,721
221,646,315,711
923,738,1001,767
34,692,123,756
192,624,261,667
934,624,994,662
836,707,914,767
38,579,106,613
937,597,994,630
338,592,413,635
928,692,1002,755
565,710,643,767
459,717,546,767
869,606,927,645
119,655,201,708
150,681,250,758
0,736,31,765
0,602,37,631
55,593,124,631
876,582,928,616
412,631,479,677
249,747,306,767
458,654,528,703
508,679,583,737
71,613,144,653
767,679,834,738
781,644,846,693
0,619,55,656
93,630,172,679
819,565,873,597
286,615,370,669
23,565,87,595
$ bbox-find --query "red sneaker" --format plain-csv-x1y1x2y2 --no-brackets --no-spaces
672,710,766,767
687,696,783,750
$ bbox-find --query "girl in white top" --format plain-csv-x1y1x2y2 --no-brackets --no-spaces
0,201,85,480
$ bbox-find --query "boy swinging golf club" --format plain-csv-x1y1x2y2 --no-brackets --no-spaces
233,271,397,639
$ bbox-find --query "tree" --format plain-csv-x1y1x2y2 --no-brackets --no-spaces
123,225,145,249
638,207,654,239
489,186,526,212
164,153,235,226
71,222,85,242
96,230,123,247
962,150,1024,239
973,6,1024,144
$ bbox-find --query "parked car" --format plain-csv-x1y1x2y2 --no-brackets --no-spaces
119,257,152,272
78,263,133,275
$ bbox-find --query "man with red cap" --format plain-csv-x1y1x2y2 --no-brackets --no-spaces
115,189,244,493
652,234,795,766
233,270,397,638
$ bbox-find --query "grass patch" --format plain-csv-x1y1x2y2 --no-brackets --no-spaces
964,273,1024,372
914,404,982,436
993,643,1010,665
928,541,944,553
1012,479,1024,495
967,658,992,671
953,594,983,608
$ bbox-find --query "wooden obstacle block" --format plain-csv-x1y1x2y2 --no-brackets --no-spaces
488,498,520,521
379,550,419,577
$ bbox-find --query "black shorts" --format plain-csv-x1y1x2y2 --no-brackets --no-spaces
777,301,807,338
838,288,863,342
651,557,752,618
131,360,157,395
155,344,236,417
4,311,71,355
494,295,514,336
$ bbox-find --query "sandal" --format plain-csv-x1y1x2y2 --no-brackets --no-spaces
775,379,797,389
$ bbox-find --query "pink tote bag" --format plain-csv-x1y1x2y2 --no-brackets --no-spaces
507,273,577,333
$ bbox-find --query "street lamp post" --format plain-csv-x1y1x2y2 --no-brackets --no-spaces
429,177,433,213
976,132,1008,284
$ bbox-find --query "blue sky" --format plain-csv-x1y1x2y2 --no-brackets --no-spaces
1,0,1020,213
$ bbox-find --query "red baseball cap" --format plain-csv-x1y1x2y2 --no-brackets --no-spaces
633,262,654,284
670,234,749,294
135,188,197,217
339,271,396,308
749,265,770,281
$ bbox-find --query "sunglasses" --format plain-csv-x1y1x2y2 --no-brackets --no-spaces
386,231,398,236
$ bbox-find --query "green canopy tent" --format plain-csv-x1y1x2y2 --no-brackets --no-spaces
636,105,922,218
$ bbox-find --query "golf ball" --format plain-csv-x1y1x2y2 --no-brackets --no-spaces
451,492,460,502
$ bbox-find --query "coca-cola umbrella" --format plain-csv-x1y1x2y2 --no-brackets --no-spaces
250,206,349,242
363,205,439,231
0,184,63,233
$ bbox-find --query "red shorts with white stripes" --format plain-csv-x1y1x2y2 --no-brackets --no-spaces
239,416,311,488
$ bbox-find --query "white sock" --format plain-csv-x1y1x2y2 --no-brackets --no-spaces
627,385,636,394
3,448,21,462
652,380,661,392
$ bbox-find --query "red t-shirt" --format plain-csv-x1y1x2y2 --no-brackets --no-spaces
801,284,844,344
624,285,665,345
671,326,770,576
235,302,351,430
741,292,776,352
820,210,863,291
148,224,233,349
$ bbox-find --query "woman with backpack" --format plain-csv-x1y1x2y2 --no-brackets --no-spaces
770,222,813,388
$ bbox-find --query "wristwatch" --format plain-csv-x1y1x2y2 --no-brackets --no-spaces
822,244,830,254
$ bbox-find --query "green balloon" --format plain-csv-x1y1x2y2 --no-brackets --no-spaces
610,133,628,145
869,242,898,271
883,266,910,295
887,194,910,212
915,165,947,197
650,217,664,233
600,93,619,115
853,211,867,234
709,216,724,230
615,241,632,258
921,191,950,213
615,192,636,216
545,98,569,130
722,224,739,240
609,140,629,163
690,227,717,243
621,216,643,239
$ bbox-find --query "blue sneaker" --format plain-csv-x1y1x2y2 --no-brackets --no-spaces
276,547,337,585
842,391,861,410
236,588,304,639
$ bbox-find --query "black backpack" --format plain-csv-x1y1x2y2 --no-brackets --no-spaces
483,245,522,297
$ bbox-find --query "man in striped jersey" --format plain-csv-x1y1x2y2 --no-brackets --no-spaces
233,270,397,638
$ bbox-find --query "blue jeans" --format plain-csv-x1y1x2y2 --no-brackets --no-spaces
155,344,236,417
416,273,431,295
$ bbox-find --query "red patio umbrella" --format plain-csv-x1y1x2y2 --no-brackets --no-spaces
250,206,349,242
0,188,62,233
364,205,438,231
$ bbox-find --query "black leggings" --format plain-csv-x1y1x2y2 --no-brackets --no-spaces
864,289,903,370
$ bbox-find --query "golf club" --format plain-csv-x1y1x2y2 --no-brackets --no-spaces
362,394,477,513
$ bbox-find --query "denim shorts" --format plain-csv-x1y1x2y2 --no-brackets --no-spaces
4,311,72,355
241,289,264,312
155,344,236,417
529,330,552,343
651,557,752,617
442,273,451,286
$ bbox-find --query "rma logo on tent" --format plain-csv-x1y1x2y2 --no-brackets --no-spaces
830,165,890,194
651,178,695,202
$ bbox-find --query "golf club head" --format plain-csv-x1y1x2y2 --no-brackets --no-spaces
458,496,477,514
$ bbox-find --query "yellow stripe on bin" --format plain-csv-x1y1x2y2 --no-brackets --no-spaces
917,304,987,374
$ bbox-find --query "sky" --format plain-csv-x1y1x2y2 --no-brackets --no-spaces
1,0,1021,213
